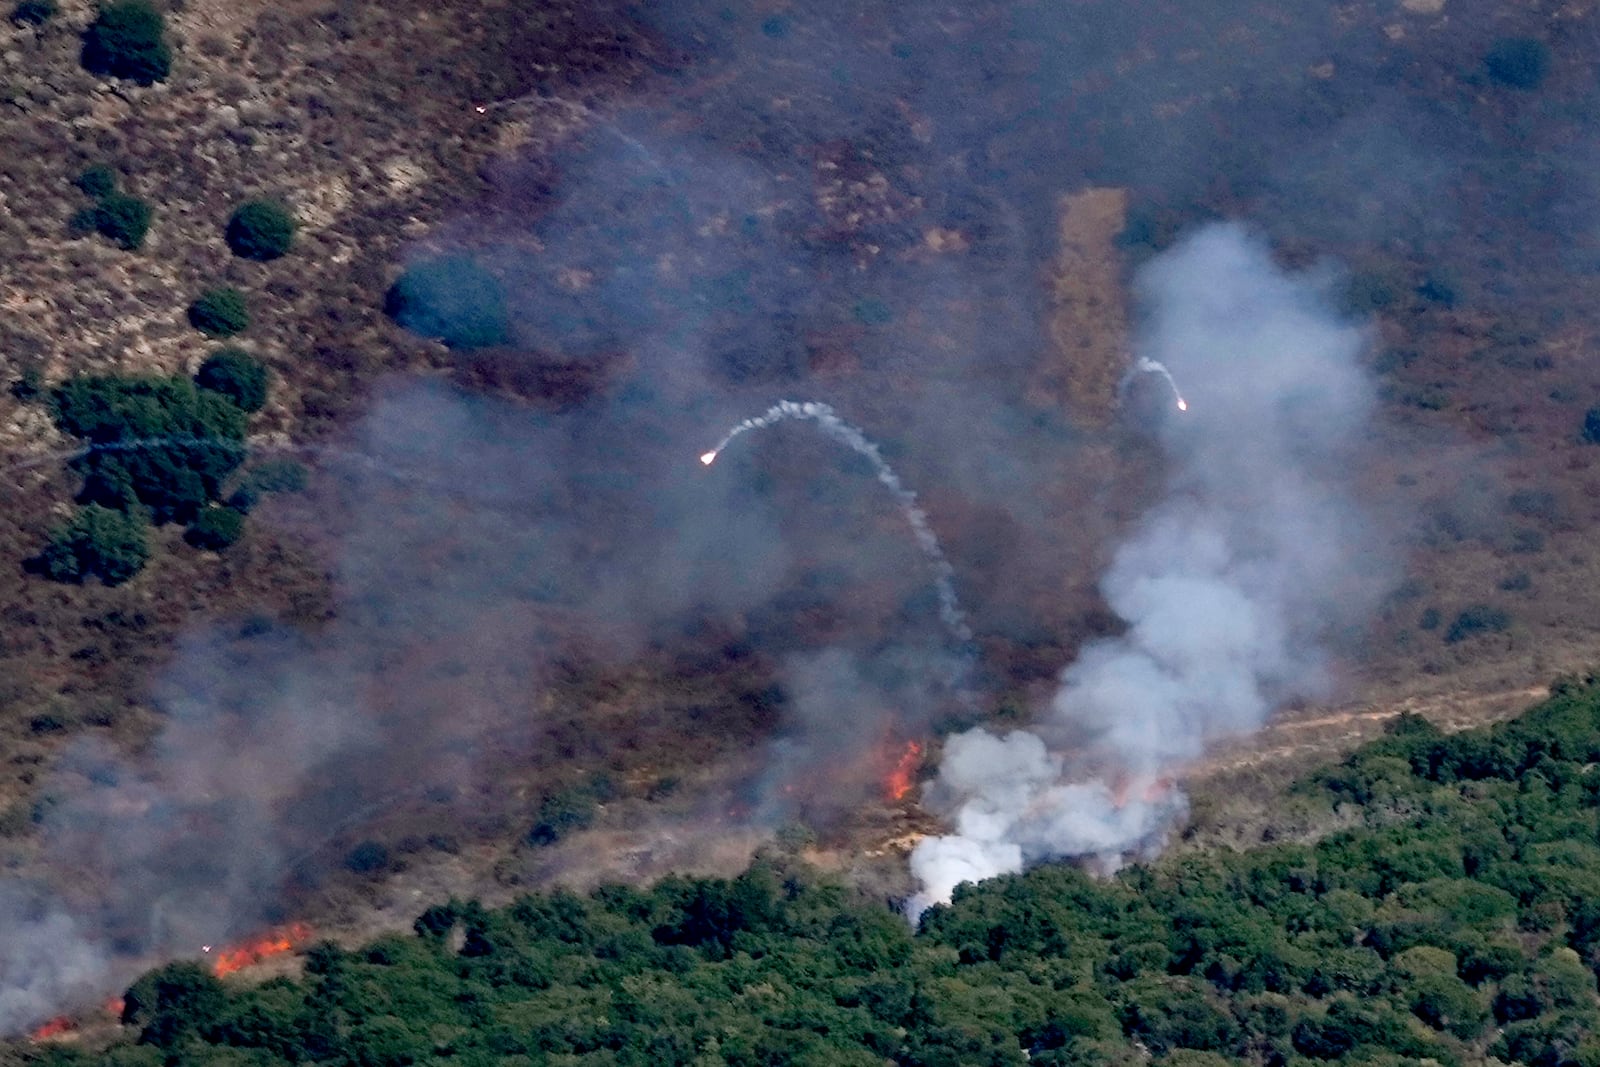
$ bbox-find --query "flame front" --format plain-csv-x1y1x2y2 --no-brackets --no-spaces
211,922,312,977
30,1016,73,1042
886,741,923,801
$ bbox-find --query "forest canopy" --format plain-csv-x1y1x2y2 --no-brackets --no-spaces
23,676,1600,1066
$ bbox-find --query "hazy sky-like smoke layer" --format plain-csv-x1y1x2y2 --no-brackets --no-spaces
911,223,1389,918
3,0,1538,1028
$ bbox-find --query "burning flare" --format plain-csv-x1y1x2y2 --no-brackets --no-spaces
886,741,924,802
207,922,312,977
1118,356,1188,413
699,451,717,466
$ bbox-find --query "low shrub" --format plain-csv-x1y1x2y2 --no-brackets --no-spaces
188,289,249,337
195,348,269,411
81,0,172,85
225,200,296,261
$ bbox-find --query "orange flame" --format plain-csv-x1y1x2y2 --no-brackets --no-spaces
106,997,125,1020
210,922,312,977
30,1016,74,1042
886,741,923,801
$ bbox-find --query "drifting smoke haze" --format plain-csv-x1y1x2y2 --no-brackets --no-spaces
911,224,1391,917
5,0,1557,1032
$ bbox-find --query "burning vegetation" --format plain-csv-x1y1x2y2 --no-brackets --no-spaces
206,923,312,978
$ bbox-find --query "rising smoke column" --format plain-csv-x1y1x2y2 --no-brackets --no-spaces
910,222,1387,917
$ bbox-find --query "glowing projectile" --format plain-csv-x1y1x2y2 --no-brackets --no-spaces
1177,397,1188,412
699,451,717,466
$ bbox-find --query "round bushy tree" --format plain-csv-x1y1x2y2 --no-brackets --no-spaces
39,504,150,585
74,163,117,199
384,256,510,350
195,347,269,411
93,193,152,251
184,506,244,551
10,0,57,25
1484,37,1550,90
225,200,296,261
81,0,171,85
188,288,249,337
1581,407,1600,445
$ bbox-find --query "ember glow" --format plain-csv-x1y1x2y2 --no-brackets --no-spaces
29,1016,73,1042
209,922,312,977
886,741,924,801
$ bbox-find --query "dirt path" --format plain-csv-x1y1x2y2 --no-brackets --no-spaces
1191,682,1550,780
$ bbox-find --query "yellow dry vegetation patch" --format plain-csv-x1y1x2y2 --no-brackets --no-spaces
1030,187,1130,426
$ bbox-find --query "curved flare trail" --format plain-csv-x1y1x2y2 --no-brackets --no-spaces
702,399,976,667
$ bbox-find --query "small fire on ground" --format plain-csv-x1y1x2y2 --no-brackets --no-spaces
29,1016,74,1042
1110,772,1176,809
27,999,124,1043
206,922,313,977
884,740,924,802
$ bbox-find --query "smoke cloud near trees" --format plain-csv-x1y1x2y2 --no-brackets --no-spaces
911,224,1393,917
0,0,1512,1032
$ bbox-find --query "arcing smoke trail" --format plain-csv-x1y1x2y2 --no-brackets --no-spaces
1117,356,1188,411
703,400,974,651
910,223,1385,918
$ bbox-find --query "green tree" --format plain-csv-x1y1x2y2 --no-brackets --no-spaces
1484,37,1550,90
196,347,269,412
225,200,297,260
81,0,171,85
1445,604,1511,644
38,504,150,585
11,0,57,24
185,506,244,550
74,163,117,198
384,256,510,350
189,288,250,337
51,375,248,523
528,787,597,846
1582,407,1600,445
122,961,226,1048
91,193,152,251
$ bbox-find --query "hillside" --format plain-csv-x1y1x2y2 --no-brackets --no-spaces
14,675,1600,1065
3,0,1600,1044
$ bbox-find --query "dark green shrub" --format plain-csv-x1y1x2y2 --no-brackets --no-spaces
1484,37,1550,90
67,206,102,238
184,506,243,551
345,841,391,874
38,504,150,585
92,193,152,251
188,288,249,337
10,367,42,403
1418,607,1441,631
225,200,296,260
195,347,268,411
74,163,117,198
122,962,226,1048
528,788,597,845
51,375,248,523
384,256,510,350
1581,407,1600,444
81,0,171,85
10,0,55,23
1445,605,1511,644
239,457,306,494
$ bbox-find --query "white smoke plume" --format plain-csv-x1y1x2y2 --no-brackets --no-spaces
0,887,107,1033
910,222,1387,918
